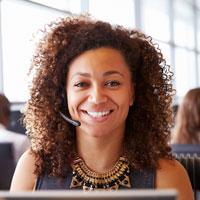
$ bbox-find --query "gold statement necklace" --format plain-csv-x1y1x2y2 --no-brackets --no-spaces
70,155,131,190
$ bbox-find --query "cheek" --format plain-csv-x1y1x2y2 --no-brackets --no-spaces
114,93,132,114
129,94,134,106
66,90,84,116
121,97,132,114
122,87,134,106
66,86,77,115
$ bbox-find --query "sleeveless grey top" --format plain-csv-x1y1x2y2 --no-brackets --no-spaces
35,168,155,190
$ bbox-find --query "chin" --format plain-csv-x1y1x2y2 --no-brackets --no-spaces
81,126,111,138
89,133,105,138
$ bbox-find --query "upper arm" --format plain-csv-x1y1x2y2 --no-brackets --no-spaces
156,159,194,200
10,150,37,191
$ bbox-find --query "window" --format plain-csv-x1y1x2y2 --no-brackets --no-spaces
158,42,171,66
174,0,195,49
141,0,170,42
89,0,135,28
173,0,198,100
174,48,196,97
1,0,200,103
197,10,200,51
30,0,81,13
1,0,67,102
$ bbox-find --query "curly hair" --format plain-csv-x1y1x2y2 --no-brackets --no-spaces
24,15,174,178
173,88,200,144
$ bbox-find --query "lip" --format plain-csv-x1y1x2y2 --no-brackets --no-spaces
80,109,114,123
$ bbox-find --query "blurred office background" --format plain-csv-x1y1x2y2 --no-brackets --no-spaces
0,0,199,133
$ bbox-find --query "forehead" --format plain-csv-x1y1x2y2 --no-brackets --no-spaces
67,47,131,76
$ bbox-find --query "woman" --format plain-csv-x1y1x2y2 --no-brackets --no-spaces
11,16,193,199
172,88,200,144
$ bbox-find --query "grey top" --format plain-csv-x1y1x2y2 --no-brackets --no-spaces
35,168,155,190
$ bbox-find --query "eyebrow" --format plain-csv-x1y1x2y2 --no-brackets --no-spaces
72,70,124,78
103,70,124,77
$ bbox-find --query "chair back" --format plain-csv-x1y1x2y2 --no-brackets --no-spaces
175,154,200,199
171,144,200,156
0,143,16,190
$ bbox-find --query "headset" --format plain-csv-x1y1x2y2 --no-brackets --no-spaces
59,92,81,127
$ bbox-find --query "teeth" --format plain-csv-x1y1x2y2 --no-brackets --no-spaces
87,111,110,118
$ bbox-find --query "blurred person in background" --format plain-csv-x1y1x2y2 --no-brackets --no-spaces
171,88,200,144
0,93,30,163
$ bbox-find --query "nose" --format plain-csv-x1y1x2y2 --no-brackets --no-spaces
88,85,107,104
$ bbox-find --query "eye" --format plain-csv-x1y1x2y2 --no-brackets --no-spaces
105,80,121,88
74,82,90,88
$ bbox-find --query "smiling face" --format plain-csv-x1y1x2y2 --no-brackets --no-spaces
66,47,134,138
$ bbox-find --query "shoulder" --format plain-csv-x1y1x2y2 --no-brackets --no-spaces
157,158,185,178
156,159,194,200
17,149,35,166
10,149,37,191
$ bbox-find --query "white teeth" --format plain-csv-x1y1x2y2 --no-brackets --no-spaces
87,111,110,118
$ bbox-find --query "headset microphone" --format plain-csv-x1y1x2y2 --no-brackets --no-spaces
59,111,81,127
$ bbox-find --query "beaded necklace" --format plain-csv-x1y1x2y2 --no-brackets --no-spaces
70,155,131,190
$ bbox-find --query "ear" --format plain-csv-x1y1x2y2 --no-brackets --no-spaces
129,83,135,106
129,95,134,106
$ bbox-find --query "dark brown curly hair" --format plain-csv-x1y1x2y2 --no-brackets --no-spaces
24,15,174,178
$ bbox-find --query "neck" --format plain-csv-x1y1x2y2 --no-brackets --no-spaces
76,131,124,173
